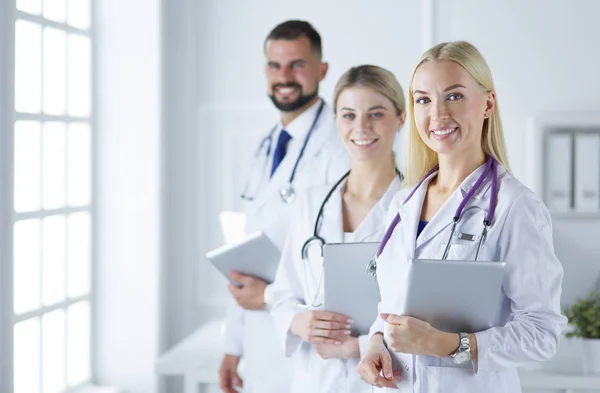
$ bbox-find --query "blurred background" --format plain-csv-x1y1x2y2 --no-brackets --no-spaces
1,0,600,392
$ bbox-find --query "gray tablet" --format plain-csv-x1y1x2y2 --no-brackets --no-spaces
403,259,506,333
323,242,381,336
205,231,280,287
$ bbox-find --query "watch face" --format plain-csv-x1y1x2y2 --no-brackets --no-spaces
453,351,471,365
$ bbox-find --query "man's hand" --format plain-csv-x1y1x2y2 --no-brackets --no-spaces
228,271,268,310
219,354,243,393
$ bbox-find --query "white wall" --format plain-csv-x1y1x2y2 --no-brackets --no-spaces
95,0,161,392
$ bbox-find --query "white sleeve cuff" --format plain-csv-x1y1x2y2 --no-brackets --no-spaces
222,301,245,356
271,301,303,357
368,314,385,339
285,329,303,357
358,335,369,359
473,329,489,375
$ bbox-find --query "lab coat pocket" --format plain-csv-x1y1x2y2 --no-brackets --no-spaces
370,383,401,393
437,243,474,261
424,366,497,393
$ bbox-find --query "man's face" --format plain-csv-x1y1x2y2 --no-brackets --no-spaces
265,36,325,112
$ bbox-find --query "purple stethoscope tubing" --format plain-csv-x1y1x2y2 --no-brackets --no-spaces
366,156,498,277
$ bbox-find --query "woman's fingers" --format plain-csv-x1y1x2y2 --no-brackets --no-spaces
312,311,352,324
309,327,350,340
361,359,399,389
312,319,351,331
309,336,342,345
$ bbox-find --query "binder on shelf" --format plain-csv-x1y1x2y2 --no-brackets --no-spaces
574,132,600,213
545,133,573,212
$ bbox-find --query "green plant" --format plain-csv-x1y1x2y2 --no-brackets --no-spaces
563,292,600,339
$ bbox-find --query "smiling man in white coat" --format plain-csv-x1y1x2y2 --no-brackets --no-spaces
218,20,350,393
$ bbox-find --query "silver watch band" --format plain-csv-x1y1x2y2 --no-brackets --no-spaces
450,332,471,364
458,332,469,350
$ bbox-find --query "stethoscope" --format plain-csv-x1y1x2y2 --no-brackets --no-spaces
299,169,404,309
240,100,326,204
366,156,498,277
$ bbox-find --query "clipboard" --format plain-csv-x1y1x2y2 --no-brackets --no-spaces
402,258,506,332
323,242,381,336
206,231,281,287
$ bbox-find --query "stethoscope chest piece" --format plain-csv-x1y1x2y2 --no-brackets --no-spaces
366,257,377,277
280,184,296,204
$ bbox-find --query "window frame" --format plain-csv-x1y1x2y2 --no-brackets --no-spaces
1,0,96,392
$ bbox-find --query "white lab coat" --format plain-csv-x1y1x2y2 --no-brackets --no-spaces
223,99,351,393
370,163,567,393
269,175,402,393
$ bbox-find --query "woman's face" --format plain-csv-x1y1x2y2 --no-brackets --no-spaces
336,86,404,164
412,60,495,159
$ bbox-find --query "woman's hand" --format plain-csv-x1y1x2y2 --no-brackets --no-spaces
356,333,401,389
312,336,360,359
290,311,352,344
381,313,463,358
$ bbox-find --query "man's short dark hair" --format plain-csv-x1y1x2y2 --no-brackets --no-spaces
265,20,322,59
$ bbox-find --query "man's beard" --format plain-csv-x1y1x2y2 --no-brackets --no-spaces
269,83,318,112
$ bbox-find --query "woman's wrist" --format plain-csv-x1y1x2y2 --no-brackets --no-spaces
343,336,360,359
366,332,385,353
430,331,460,358
370,332,384,344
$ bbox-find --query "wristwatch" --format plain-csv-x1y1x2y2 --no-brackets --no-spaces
450,332,471,364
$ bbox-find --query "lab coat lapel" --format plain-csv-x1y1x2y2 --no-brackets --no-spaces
243,149,270,205
414,191,459,251
319,182,344,245
352,176,402,242
304,185,343,305
252,139,296,209
398,178,430,259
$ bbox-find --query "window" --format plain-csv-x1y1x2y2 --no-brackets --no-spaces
7,0,94,392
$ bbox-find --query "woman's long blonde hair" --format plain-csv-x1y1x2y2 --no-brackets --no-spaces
404,41,511,186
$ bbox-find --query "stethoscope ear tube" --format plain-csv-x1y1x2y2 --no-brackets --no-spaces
299,169,403,305
301,236,325,261
279,101,326,204
242,101,326,204
240,126,277,202
370,157,499,274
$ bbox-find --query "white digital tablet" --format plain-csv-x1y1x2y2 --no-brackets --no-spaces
402,259,506,333
323,242,381,336
205,231,280,287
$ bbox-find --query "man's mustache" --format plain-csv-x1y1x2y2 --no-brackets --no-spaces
272,83,302,92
